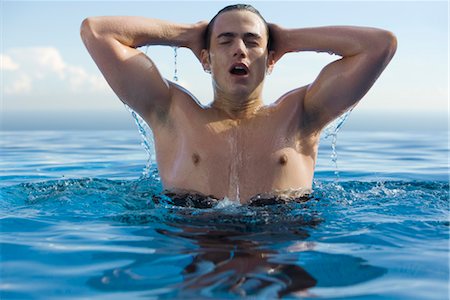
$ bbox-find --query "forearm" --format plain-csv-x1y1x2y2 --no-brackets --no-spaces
80,16,197,49
274,25,396,58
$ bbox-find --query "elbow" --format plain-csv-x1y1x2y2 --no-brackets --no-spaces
376,29,398,62
80,17,99,45
80,18,92,43
383,30,397,59
363,29,397,66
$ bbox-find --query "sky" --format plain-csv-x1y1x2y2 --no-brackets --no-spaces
1,0,448,130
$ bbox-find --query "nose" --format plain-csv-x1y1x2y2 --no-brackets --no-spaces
233,39,247,58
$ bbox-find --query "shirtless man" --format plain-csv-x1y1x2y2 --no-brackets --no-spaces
80,4,397,204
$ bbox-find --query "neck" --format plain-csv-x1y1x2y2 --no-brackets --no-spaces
211,94,264,119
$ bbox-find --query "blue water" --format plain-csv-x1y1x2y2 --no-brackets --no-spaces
0,129,448,299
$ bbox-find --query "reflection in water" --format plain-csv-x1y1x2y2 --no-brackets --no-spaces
163,225,317,298
87,204,386,298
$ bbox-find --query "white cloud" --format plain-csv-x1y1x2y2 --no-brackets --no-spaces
2,47,108,95
5,74,32,94
65,64,106,91
36,47,66,78
1,54,19,70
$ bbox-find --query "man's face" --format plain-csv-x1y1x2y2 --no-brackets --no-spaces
203,10,273,100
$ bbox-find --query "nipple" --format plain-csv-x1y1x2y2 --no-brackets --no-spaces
192,153,200,165
279,154,288,165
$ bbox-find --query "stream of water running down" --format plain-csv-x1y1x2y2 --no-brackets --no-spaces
128,46,351,184
2,35,448,300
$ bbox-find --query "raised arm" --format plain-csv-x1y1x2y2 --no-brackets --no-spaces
80,16,206,127
270,25,397,132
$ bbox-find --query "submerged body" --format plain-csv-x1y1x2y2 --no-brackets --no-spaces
80,5,397,203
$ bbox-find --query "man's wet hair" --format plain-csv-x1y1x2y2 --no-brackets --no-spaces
204,4,272,51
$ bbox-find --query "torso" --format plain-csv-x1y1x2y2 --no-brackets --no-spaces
150,85,320,204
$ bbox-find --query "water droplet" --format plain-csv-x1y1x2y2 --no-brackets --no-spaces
124,104,155,178
173,47,178,82
324,108,354,180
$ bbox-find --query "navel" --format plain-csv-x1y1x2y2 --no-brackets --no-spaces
279,154,288,166
192,153,200,165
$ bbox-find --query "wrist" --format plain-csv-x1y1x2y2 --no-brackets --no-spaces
171,23,194,48
278,28,299,54
269,24,292,61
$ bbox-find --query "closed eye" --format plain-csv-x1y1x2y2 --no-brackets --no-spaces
244,33,263,47
217,32,236,45
245,40,260,47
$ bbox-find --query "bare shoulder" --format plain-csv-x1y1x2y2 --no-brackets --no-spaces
169,82,206,120
267,86,317,135
272,85,308,109
150,81,205,131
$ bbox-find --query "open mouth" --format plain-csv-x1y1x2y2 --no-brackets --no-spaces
229,63,249,76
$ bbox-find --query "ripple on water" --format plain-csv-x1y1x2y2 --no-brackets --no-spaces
0,177,448,299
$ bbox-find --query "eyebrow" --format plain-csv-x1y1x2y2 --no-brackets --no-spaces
217,32,236,39
216,32,263,40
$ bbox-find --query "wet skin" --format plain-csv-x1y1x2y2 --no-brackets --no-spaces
80,9,397,203
153,11,317,203
153,84,317,203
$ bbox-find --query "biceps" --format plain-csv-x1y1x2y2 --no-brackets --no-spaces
86,38,171,121
304,52,387,129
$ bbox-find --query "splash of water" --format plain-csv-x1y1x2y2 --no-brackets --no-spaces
129,45,351,193
124,47,178,179
323,108,353,179
124,105,155,178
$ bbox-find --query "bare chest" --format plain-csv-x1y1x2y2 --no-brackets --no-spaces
154,118,318,202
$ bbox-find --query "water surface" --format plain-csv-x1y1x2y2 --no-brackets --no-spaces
0,130,448,299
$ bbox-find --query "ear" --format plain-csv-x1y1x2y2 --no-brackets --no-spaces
200,49,211,73
266,50,276,74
